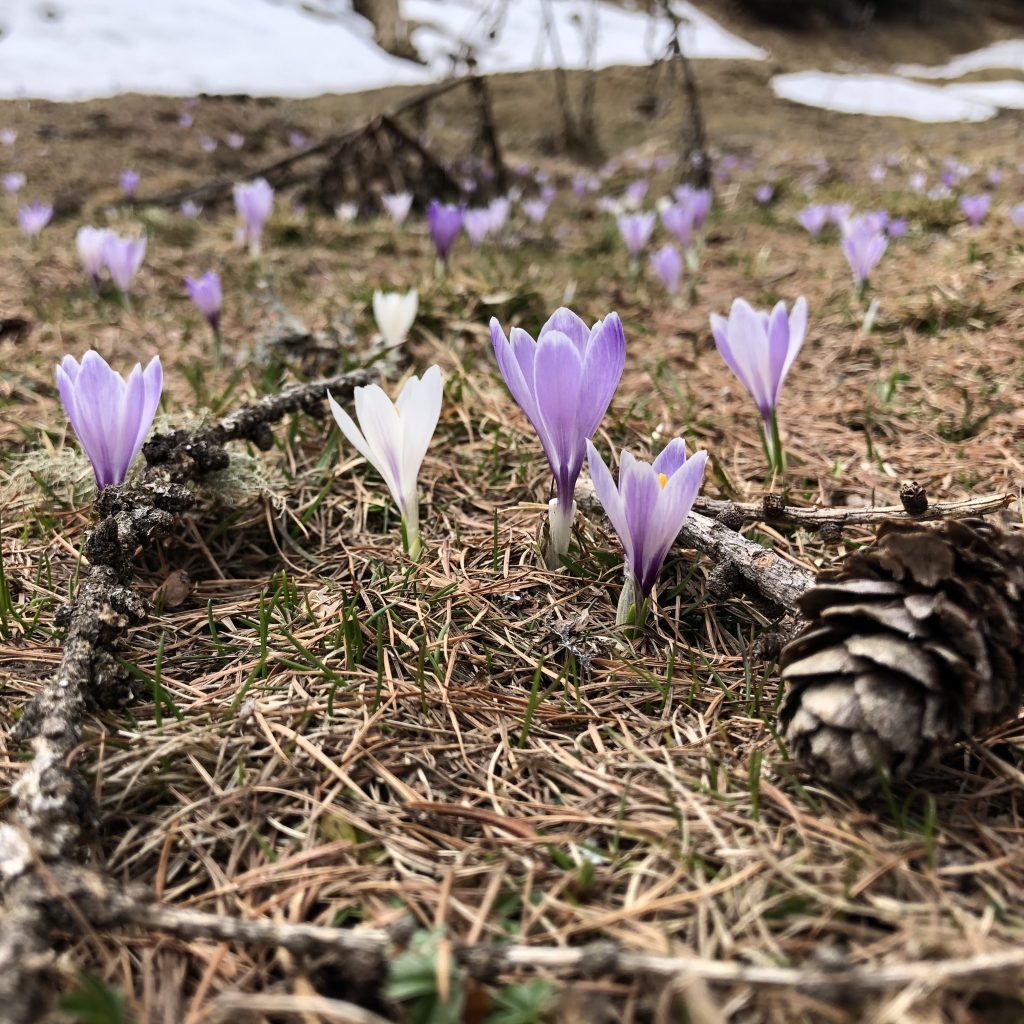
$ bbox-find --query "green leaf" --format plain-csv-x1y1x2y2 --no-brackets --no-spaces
58,972,129,1024
487,979,554,1024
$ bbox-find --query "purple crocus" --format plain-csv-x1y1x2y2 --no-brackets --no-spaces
661,202,695,249
76,226,113,284
0,129,16,146
233,178,274,258
886,217,908,239
463,208,493,247
381,192,413,225
180,199,202,218
18,201,53,237
521,198,550,225
710,296,807,474
102,233,147,294
1010,203,1024,229
120,169,140,200
672,185,712,227
624,179,648,208
586,437,708,625
754,184,775,205
650,243,683,295
3,172,26,194
491,308,626,567
226,132,245,150
796,204,828,236
185,271,223,334
959,194,990,226
55,351,163,489
616,211,656,258
426,200,464,264
840,217,887,291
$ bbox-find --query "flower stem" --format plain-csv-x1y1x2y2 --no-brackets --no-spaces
761,410,786,478
615,574,649,637
542,497,575,570
401,516,422,562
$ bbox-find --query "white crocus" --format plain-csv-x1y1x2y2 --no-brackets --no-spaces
328,365,442,560
372,288,418,349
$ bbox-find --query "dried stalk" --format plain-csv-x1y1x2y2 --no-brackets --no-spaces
0,369,370,1024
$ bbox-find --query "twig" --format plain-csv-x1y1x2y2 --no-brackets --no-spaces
38,866,1024,1001
0,369,370,1024
691,490,1015,534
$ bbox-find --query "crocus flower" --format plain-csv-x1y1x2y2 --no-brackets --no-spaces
959,194,990,226
102,233,147,295
463,208,493,247
18,201,52,237
886,217,908,238
710,296,807,475
233,178,274,258
200,136,218,153
328,365,442,559
672,185,712,227
840,217,887,292
826,202,853,226
372,288,418,348
796,204,828,236
0,129,16,146
226,132,245,150
1010,203,1024,229
660,202,694,249
178,112,194,128
76,226,112,284
754,184,774,205
381,191,413,225
909,172,927,193
334,202,358,222
616,211,656,258
586,438,708,628
185,271,222,334
180,199,202,218
491,308,626,568
426,200,464,264
650,243,683,295
55,351,163,489
288,130,309,148
521,198,550,225
869,163,886,183
987,169,1003,187
624,179,648,208
3,172,25,193
487,196,510,233
120,169,140,199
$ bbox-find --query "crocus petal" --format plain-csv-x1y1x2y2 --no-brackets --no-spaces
778,296,807,392
539,307,589,354
395,365,442,514
586,440,632,569
765,301,792,409
351,384,404,503
491,319,540,428
532,331,584,498
578,312,626,439
620,451,660,589
652,437,688,479
728,298,774,417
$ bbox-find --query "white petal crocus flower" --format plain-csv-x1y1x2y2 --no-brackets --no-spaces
328,365,442,560
372,288,418,349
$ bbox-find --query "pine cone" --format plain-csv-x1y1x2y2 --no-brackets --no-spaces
779,519,1024,796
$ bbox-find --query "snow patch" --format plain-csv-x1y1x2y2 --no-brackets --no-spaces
771,71,998,123
0,0,765,101
895,38,1024,80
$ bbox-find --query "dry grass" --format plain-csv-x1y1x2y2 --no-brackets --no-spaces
1,65,1024,1024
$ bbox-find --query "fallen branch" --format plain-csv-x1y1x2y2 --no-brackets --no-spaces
31,866,1024,1002
0,369,371,1024
691,489,1015,535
